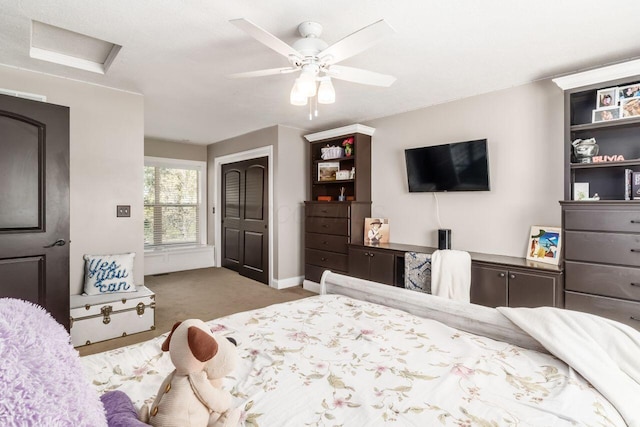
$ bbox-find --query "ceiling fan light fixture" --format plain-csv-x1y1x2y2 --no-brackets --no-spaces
317,77,335,104
290,81,308,106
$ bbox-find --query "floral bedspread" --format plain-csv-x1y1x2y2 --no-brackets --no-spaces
81,294,625,426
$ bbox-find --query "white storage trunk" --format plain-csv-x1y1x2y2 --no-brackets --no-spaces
70,286,156,347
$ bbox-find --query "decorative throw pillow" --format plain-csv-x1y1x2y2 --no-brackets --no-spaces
83,253,136,295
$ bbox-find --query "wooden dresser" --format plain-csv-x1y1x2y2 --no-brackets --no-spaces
562,201,640,329
305,201,371,283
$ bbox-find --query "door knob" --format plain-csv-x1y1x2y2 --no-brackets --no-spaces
43,239,66,248
498,272,506,278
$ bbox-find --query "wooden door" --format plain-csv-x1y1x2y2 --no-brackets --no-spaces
0,94,70,329
508,270,557,308
221,157,268,284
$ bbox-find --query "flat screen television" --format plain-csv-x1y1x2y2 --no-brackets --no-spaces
405,139,490,192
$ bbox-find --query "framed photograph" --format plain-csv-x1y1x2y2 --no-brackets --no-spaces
618,84,640,101
526,226,561,265
317,162,339,181
364,217,389,244
596,87,618,108
621,97,640,118
592,106,621,122
573,182,589,200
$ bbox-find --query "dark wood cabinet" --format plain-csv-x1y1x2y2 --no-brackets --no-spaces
303,125,374,284
348,246,395,285
559,75,640,330
471,262,563,308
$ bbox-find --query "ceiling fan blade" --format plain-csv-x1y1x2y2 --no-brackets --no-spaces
227,67,299,79
230,18,302,61
319,19,394,65
327,65,396,87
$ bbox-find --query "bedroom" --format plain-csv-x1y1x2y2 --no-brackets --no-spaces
1,1,640,426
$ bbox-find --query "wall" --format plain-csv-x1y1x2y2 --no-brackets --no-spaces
363,79,564,257
0,65,144,294
207,125,307,286
144,137,207,161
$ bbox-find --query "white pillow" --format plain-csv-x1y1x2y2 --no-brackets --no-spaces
83,253,136,295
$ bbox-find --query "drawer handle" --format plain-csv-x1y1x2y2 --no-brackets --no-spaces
321,257,327,261
631,220,640,224
322,241,328,245
631,316,640,322
369,253,374,257
322,225,329,228
631,283,640,287
498,272,505,278
509,274,516,279
321,209,328,213
631,249,640,253
364,252,369,256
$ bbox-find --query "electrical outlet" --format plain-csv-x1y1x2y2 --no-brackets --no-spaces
117,205,131,217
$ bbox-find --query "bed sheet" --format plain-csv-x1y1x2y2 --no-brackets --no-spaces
81,294,624,426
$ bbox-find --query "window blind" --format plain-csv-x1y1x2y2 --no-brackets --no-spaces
144,165,200,247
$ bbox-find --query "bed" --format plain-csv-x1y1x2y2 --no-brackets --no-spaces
79,271,640,426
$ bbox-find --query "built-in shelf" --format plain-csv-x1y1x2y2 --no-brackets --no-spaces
571,116,640,132
312,179,355,185
314,155,355,164
570,159,640,169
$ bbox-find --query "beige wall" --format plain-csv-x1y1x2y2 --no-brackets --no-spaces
0,65,145,294
144,137,207,161
207,125,307,285
363,79,564,257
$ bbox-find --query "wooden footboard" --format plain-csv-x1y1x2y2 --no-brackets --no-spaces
320,270,547,353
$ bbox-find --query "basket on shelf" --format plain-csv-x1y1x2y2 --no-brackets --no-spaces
320,146,344,160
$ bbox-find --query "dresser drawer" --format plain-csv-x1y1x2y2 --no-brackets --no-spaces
305,264,347,283
565,261,640,300
564,208,640,233
565,291,640,330
306,203,350,218
564,231,640,266
305,217,349,236
305,233,349,254
305,248,348,271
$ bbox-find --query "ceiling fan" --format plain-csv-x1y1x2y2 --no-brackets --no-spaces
228,18,396,110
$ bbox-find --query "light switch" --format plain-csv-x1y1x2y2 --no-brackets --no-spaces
117,205,130,217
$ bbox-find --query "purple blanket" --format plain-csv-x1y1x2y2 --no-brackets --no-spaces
0,298,107,426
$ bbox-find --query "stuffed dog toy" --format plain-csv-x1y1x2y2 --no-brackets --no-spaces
141,319,240,427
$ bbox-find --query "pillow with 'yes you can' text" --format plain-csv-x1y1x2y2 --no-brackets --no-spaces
83,253,136,295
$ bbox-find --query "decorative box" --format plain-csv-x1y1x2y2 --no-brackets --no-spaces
69,286,156,347
336,170,350,180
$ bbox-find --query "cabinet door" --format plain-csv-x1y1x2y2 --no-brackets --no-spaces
508,270,558,308
348,247,371,280
368,250,395,285
471,264,508,308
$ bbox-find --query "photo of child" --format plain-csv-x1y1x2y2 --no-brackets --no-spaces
364,218,389,244
622,97,640,118
596,88,617,109
592,106,621,122
618,84,640,101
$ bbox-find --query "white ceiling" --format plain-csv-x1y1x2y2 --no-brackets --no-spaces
2,0,640,145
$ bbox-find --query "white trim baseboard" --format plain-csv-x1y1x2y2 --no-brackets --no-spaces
273,275,304,290
303,279,320,294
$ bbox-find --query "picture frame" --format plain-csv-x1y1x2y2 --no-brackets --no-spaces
573,182,589,200
596,87,618,109
526,226,561,265
317,162,340,181
592,106,621,123
364,217,389,244
621,97,640,118
618,84,640,101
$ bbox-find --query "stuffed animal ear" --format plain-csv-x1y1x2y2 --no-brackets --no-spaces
161,321,182,352
187,326,219,362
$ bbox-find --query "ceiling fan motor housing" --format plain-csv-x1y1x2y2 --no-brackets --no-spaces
292,21,329,58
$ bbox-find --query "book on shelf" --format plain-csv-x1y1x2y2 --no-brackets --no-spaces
634,172,640,200
625,169,633,200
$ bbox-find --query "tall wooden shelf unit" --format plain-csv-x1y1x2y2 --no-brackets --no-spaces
303,124,373,284
558,73,640,330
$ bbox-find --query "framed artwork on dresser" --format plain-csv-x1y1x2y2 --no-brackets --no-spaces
526,226,562,265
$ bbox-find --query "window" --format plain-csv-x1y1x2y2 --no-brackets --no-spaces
144,157,206,248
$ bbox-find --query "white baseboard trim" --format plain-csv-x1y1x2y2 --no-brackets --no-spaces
303,279,320,294
273,275,304,290
144,245,215,275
